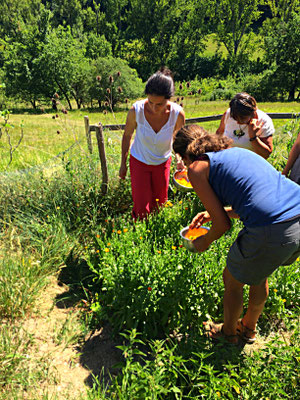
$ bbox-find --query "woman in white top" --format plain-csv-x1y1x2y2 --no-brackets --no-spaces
216,93,274,159
119,68,185,219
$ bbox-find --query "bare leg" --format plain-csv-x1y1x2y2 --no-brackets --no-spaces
242,279,269,331
222,267,245,336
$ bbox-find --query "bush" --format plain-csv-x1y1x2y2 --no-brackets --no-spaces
89,57,144,109
240,69,282,102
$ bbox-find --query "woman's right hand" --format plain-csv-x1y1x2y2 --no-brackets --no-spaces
189,211,211,229
119,163,127,179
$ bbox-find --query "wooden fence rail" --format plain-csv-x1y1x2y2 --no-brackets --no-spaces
95,112,300,132
84,112,300,192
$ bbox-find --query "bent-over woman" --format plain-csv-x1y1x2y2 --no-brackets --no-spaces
173,125,300,344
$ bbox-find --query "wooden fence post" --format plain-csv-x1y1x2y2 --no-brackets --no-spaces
84,115,93,154
95,123,108,195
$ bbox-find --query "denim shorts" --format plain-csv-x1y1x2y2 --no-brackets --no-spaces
227,216,300,285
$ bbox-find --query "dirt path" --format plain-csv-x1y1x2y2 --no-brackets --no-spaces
23,276,121,399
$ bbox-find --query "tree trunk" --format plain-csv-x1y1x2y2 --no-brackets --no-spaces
55,80,73,110
288,86,295,101
30,99,37,109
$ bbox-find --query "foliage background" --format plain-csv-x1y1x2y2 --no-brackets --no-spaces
1,0,300,108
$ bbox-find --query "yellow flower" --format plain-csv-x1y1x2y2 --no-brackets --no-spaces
157,250,161,254
282,299,286,303
96,250,99,253
104,248,109,252
172,246,177,250
155,198,159,202
179,200,182,204
274,289,278,293
56,206,60,210
140,236,143,240
117,230,122,234
216,393,221,398
123,228,128,233
107,243,111,246
96,234,100,238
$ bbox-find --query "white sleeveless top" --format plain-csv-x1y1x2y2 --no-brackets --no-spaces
130,99,182,165
224,108,275,150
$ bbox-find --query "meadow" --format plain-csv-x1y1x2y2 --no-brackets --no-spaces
0,98,299,399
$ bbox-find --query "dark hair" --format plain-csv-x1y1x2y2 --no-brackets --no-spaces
229,92,257,120
145,67,174,99
173,125,232,162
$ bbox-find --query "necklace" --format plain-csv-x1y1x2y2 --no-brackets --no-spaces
233,124,247,139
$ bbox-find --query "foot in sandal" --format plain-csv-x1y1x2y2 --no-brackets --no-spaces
203,321,239,345
237,319,257,343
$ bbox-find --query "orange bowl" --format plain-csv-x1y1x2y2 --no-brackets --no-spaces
180,225,210,252
173,170,193,192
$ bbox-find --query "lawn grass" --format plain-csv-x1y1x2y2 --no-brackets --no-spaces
0,99,299,399
2,99,299,172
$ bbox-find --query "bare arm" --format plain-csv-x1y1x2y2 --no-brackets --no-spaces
248,113,273,159
119,108,137,179
188,160,232,253
249,134,273,159
190,205,239,230
282,133,300,176
174,109,186,170
216,112,226,135
174,109,185,134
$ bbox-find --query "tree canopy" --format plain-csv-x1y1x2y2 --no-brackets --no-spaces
0,0,299,106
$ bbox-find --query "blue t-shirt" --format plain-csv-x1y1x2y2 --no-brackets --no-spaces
206,148,300,227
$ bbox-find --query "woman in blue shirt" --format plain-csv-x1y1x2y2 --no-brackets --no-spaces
173,124,300,344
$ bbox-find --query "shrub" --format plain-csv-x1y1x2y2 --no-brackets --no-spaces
89,57,144,109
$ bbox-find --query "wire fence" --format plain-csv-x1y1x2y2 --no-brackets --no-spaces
1,112,299,180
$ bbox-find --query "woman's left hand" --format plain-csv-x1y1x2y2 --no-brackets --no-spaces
248,118,264,138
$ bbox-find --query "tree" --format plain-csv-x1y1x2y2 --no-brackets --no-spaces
37,26,88,109
85,32,112,59
262,11,300,100
0,0,42,40
207,0,265,72
3,9,54,108
50,0,84,34
124,0,208,80
267,0,300,22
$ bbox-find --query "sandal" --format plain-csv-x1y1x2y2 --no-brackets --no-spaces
237,319,256,344
203,321,239,345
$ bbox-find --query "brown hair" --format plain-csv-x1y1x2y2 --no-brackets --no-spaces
229,92,257,120
173,125,232,162
145,67,174,99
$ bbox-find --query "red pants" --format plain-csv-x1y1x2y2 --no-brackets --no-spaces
129,155,172,219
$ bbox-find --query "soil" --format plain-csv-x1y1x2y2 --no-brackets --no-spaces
23,276,122,399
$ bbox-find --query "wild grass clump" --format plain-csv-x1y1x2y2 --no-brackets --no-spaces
87,328,300,399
